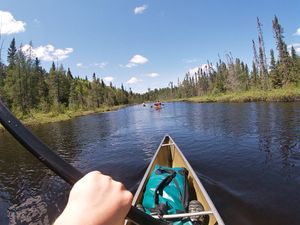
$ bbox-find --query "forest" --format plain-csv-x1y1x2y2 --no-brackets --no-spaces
145,16,300,101
0,16,299,118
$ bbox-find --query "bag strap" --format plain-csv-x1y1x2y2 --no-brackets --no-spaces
154,168,177,217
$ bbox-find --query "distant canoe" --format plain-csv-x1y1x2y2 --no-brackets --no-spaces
154,105,161,110
125,135,224,225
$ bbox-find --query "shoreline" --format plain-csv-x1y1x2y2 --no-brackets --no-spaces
0,105,126,132
1,86,300,132
179,86,300,103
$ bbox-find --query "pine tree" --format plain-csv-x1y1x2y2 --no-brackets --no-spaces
47,61,60,108
57,65,70,106
290,46,300,83
67,68,74,80
90,73,100,108
269,49,282,88
28,57,41,108
251,61,258,88
272,15,291,85
4,49,29,114
7,38,17,68
215,61,227,93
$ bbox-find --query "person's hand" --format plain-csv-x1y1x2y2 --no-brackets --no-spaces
54,171,133,225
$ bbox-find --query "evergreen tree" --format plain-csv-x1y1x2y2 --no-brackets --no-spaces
290,46,300,83
269,49,282,88
28,57,41,108
272,15,291,85
251,61,258,87
57,65,70,106
214,61,227,93
67,68,74,80
47,61,60,108
7,38,17,68
4,49,29,114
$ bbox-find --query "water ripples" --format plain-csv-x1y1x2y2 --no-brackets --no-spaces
0,102,300,224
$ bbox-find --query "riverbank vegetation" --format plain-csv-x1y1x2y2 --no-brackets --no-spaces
0,16,299,126
145,16,300,102
185,85,300,103
0,37,143,120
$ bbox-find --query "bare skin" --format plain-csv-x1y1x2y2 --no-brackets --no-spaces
54,171,133,225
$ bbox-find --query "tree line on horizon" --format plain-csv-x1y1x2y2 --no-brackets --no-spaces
0,16,299,117
145,16,300,101
0,38,144,116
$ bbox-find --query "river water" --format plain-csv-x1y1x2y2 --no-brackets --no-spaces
0,102,299,225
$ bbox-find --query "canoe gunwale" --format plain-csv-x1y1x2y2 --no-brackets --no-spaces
128,135,225,225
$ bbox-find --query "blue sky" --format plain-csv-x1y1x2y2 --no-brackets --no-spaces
0,0,299,93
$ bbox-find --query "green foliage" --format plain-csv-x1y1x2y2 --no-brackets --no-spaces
7,38,17,68
1,15,300,120
144,16,300,102
1,39,136,117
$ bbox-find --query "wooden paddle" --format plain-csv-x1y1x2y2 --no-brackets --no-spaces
0,100,168,225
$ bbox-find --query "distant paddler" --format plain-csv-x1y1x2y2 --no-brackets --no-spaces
142,102,146,107
154,101,162,110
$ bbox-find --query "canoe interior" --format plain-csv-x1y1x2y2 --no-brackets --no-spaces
127,136,221,225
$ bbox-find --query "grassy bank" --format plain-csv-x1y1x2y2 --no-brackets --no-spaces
0,105,125,132
184,86,300,103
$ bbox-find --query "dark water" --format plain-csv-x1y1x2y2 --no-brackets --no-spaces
0,102,300,225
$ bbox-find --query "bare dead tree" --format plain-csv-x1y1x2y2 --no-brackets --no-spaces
257,18,268,72
252,40,259,72
257,17,269,89
225,52,238,91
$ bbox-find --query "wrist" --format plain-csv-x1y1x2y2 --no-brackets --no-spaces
54,207,83,225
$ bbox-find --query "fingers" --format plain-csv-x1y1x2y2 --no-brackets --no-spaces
80,170,133,203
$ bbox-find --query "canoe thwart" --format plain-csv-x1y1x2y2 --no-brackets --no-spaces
152,211,214,219
161,143,174,147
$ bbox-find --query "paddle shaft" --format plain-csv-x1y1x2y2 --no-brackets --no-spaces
0,100,168,225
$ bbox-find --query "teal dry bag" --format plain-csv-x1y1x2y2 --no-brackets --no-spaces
142,165,193,225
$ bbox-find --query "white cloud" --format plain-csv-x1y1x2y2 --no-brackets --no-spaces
21,44,73,61
130,54,148,64
189,64,210,75
147,73,159,77
127,77,142,84
126,54,148,68
293,28,300,36
134,5,147,14
76,63,83,68
95,62,108,69
103,76,114,83
0,11,26,35
52,48,73,59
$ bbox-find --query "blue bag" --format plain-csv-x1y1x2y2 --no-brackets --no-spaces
142,165,193,225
